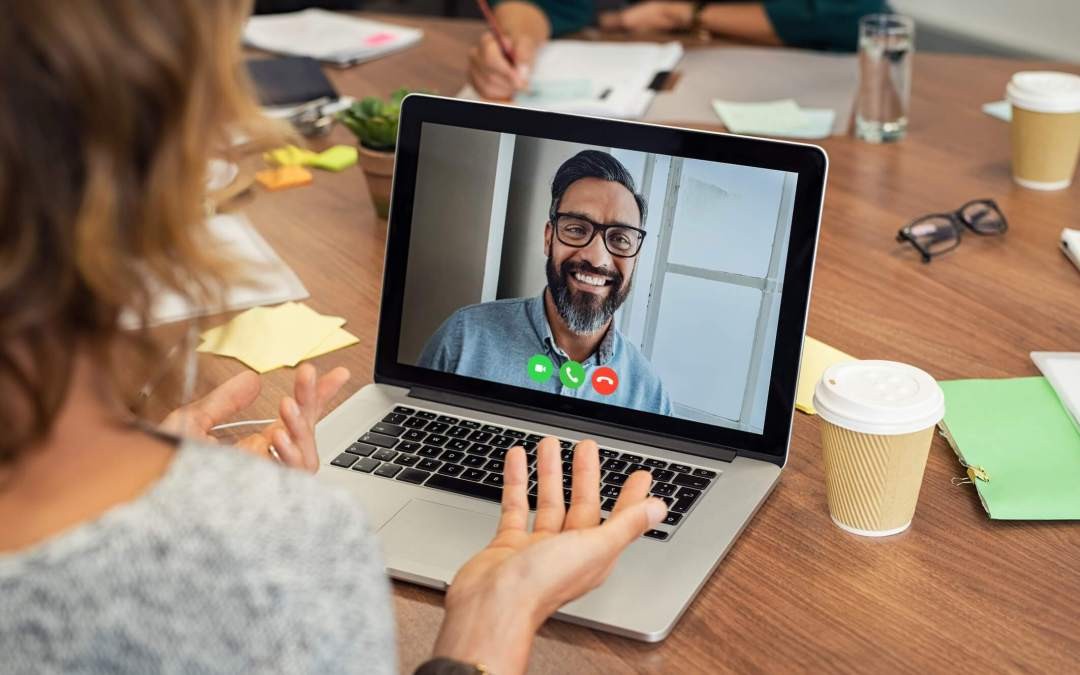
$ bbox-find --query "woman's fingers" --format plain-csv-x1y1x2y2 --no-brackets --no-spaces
601,495,667,548
564,440,601,530
315,366,350,415
494,446,530,542
272,427,307,471
531,437,566,534
293,364,350,422
225,365,349,471
293,363,318,428
160,370,262,438
610,469,653,515
280,395,318,472
235,431,272,458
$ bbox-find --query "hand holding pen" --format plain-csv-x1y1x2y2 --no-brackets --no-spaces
469,0,537,100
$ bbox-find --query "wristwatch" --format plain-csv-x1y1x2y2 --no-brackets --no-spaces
414,658,493,675
689,1,710,40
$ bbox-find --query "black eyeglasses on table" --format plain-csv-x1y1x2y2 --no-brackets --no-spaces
896,198,1007,263
553,212,646,258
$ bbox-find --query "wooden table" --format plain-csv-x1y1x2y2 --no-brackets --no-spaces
213,16,1080,673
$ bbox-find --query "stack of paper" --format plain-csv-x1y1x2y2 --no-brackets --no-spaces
120,214,308,329
712,99,836,140
197,302,359,373
458,41,683,119
244,10,422,66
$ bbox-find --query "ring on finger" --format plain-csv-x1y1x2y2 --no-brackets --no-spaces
267,444,283,463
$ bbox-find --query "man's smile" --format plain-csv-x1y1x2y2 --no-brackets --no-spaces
570,270,615,292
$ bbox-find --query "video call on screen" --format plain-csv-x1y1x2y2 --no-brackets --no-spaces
399,123,798,435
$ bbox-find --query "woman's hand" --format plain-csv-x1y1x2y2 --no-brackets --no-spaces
598,1,696,33
432,438,667,673
467,31,537,100
159,364,349,472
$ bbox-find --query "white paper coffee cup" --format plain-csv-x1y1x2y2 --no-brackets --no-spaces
813,360,945,537
1006,71,1080,190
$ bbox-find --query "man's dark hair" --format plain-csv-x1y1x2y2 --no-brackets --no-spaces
548,150,648,226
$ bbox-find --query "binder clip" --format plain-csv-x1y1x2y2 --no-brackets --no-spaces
951,465,990,486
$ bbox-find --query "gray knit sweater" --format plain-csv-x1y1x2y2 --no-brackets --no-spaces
0,441,396,674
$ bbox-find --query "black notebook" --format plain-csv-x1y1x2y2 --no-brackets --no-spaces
246,56,338,107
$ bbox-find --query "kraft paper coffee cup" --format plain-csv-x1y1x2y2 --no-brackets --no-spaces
1006,71,1080,191
813,360,945,537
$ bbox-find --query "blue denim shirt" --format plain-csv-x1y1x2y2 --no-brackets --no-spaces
417,294,673,416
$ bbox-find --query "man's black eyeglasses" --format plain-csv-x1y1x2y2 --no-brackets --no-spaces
896,199,1007,263
553,212,646,258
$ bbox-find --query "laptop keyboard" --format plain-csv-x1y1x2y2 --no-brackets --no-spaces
328,405,722,541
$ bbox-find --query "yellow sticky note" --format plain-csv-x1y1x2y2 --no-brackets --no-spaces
303,327,360,359
264,144,318,167
197,302,345,373
796,337,856,415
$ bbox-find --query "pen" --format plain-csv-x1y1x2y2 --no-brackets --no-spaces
476,0,516,67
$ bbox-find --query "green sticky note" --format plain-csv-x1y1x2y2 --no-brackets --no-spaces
711,99,835,139
713,99,806,133
516,79,593,105
939,377,1080,520
310,145,358,172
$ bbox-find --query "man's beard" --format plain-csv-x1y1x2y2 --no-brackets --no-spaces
546,256,631,335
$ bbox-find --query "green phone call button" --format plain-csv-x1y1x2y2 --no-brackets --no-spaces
559,360,586,389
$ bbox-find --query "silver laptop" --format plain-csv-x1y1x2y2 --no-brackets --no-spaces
316,95,827,641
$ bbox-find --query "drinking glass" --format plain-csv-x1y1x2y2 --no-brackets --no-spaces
855,14,915,143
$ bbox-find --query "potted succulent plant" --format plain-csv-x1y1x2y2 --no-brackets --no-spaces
339,89,409,218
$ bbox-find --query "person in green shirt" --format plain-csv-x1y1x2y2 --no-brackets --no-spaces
468,0,887,100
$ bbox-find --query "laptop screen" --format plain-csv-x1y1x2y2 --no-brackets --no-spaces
396,122,799,436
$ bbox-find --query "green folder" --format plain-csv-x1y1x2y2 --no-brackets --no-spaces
939,377,1080,520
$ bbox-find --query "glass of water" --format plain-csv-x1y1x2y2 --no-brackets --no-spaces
855,14,915,143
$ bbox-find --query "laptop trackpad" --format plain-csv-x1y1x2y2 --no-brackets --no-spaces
378,499,498,587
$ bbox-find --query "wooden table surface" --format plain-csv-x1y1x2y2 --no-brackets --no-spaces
212,15,1080,673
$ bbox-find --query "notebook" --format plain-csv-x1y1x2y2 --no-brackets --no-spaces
244,9,423,67
938,377,1080,520
246,56,338,107
457,41,683,119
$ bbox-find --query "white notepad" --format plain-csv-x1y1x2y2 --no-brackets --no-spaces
1032,352,1080,432
244,9,423,66
120,213,308,329
458,41,683,119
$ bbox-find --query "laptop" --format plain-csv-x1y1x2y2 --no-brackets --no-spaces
316,94,827,641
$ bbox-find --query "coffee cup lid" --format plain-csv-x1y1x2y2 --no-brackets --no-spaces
1006,71,1080,113
813,360,945,435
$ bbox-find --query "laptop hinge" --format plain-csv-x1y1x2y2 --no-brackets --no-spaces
408,386,738,463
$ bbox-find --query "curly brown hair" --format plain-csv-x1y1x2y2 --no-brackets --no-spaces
0,0,284,465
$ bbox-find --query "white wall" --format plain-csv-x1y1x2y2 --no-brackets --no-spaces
399,123,513,364
629,159,795,432
496,137,607,300
891,0,1080,62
